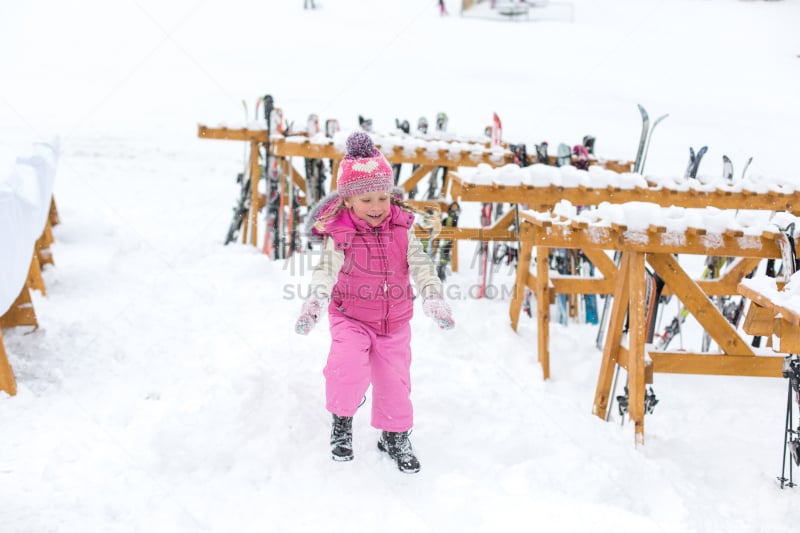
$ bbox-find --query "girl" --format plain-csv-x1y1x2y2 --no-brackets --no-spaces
294,131,455,474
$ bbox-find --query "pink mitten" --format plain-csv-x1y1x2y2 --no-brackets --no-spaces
422,295,455,330
295,298,323,335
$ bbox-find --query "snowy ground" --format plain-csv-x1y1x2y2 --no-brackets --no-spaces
2,0,799,531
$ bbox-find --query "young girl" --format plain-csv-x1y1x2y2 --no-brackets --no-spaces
294,131,455,474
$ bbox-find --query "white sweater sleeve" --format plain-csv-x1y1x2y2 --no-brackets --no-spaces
407,227,443,299
309,237,344,300
310,229,442,300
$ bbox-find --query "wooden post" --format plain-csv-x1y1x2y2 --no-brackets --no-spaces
592,252,631,419
536,243,551,379
627,251,647,446
27,255,46,296
510,223,534,331
0,286,38,329
248,140,260,247
0,330,17,396
331,160,340,190
48,196,60,226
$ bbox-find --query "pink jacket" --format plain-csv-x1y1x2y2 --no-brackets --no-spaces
312,204,439,336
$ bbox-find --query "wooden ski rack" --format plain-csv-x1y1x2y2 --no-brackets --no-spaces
508,210,793,444
415,169,800,277
450,174,800,214
197,125,518,247
197,124,634,249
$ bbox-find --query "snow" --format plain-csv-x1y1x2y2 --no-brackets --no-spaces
2,0,800,531
741,270,800,320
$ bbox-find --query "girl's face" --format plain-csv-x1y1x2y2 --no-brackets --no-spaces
345,191,391,226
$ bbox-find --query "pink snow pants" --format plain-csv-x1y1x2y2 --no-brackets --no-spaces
324,313,413,432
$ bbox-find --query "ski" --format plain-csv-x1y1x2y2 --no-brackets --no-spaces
582,135,595,156
550,249,570,325
572,144,589,170
436,202,461,281
358,114,373,132
476,202,493,298
304,113,327,206
776,223,799,489
224,99,254,245
476,113,502,298
435,112,448,135
263,100,283,258
722,155,734,182
491,112,502,146
684,145,708,179
632,104,650,173
392,118,410,186
638,111,669,175
324,118,339,139
775,222,799,280
597,105,652,346
556,143,571,167
741,156,754,180
535,141,549,164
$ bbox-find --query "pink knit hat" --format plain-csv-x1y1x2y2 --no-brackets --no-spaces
336,131,394,198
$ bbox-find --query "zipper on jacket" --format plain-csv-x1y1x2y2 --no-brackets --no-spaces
375,226,390,335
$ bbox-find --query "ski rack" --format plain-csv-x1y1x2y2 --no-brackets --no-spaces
198,125,515,247
197,124,634,249
437,169,800,276
508,209,795,445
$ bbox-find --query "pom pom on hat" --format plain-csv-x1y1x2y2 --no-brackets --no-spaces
345,131,380,159
336,131,394,198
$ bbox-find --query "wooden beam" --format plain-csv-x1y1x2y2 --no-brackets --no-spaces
615,346,654,384
288,164,308,199
548,277,616,295
776,320,800,353
649,351,784,377
526,222,781,258
406,200,449,214
536,244,551,380
267,137,514,168
660,257,761,297
628,251,647,445
451,175,800,214
247,140,260,247
0,330,17,396
198,125,268,142
0,286,38,329
413,226,517,242
510,223,535,332
742,303,775,336
593,253,632,420
647,253,753,356
27,255,46,296
48,196,60,226
738,283,800,328
402,165,437,193
581,249,618,283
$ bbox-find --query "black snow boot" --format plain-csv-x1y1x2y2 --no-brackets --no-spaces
330,414,353,461
378,431,421,473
